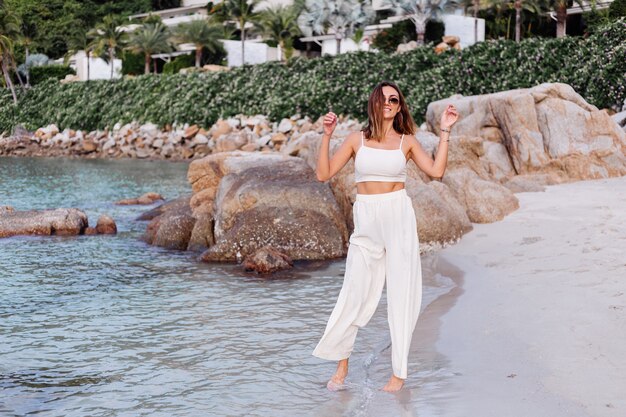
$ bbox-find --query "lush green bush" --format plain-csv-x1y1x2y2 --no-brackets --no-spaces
163,54,195,74
1,19,624,133
29,65,76,85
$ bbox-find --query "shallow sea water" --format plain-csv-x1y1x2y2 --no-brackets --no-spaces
0,157,458,417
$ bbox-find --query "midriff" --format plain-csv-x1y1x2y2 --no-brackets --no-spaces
356,181,405,195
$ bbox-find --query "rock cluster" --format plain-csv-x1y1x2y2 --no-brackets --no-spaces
0,114,329,161
144,152,349,261
142,83,626,264
4,82,624,268
435,35,462,54
396,35,461,54
0,208,116,238
426,83,626,189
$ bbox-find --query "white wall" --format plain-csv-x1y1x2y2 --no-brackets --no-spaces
160,13,207,27
222,39,278,66
70,51,123,80
442,14,485,47
321,38,372,56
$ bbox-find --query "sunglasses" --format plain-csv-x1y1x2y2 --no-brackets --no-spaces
384,97,400,105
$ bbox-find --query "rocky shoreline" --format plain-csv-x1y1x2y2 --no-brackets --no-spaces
2,83,626,273
0,113,325,161
143,83,626,268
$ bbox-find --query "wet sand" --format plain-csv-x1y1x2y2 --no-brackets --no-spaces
430,176,626,417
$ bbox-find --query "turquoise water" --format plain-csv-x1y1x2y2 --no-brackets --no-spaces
0,157,456,417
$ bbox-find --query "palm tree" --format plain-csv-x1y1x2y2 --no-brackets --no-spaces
127,23,172,74
88,15,128,79
298,0,374,55
220,0,261,66
459,0,482,42
513,0,544,42
0,3,20,103
385,0,458,45
0,34,17,103
549,0,584,38
477,0,510,39
257,4,301,61
65,31,95,82
351,27,365,50
173,18,223,68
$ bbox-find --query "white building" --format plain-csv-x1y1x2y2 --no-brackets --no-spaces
127,0,284,67
128,0,209,28
300,1,485,55
62,50,122,81
567,0,614,15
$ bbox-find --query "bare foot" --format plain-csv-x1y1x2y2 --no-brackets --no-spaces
327,359,349,391
382,374,404,392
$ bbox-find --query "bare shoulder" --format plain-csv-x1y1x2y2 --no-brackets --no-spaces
344,131,361,142
403,134,422,149
342,131,362,149
403,134,424,158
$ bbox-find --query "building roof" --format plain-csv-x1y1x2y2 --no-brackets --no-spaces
567,0,613,15
129,4,208,20
299,24,392,42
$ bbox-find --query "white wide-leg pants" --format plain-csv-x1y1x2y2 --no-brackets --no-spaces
312,189,422,379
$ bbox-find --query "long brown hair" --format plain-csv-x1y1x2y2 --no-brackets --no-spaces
363,81,416,142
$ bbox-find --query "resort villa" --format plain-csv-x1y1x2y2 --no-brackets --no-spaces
64,0,616,80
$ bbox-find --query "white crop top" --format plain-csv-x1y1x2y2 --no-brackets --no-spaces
354,131,407,183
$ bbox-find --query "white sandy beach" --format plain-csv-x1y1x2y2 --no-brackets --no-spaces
430,175,626,417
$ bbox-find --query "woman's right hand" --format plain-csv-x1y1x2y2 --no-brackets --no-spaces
323,112,337,137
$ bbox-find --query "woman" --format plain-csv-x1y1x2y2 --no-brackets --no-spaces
313,81,459,392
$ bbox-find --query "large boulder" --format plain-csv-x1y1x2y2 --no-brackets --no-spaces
283,131,474,246
0,208,88,238
188,152,349,261
426,83,626,179
142,196,195,250
95,214,117,234
442,168,519,223
406,180,473,245
282,130,357,231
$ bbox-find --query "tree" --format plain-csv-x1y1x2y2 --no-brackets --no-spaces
477,0,515,39
460,0,482,43
549,0,584,38
298,0,374,55
64,32,95,83
5,0,152,59
609,0,626,18
127,23,172,74
88,14,128,79
257,4,301,61
512,0,543,42
219,0,261,66
173,18,223,68
0,2,21,103
384,0,458,45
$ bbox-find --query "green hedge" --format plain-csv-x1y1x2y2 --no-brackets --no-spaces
1,19,624,133
29,65,76,85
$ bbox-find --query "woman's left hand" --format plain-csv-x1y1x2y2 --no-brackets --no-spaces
440,104,459,130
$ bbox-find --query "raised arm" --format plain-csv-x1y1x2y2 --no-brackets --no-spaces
408,104,459,179
316,112,358,182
